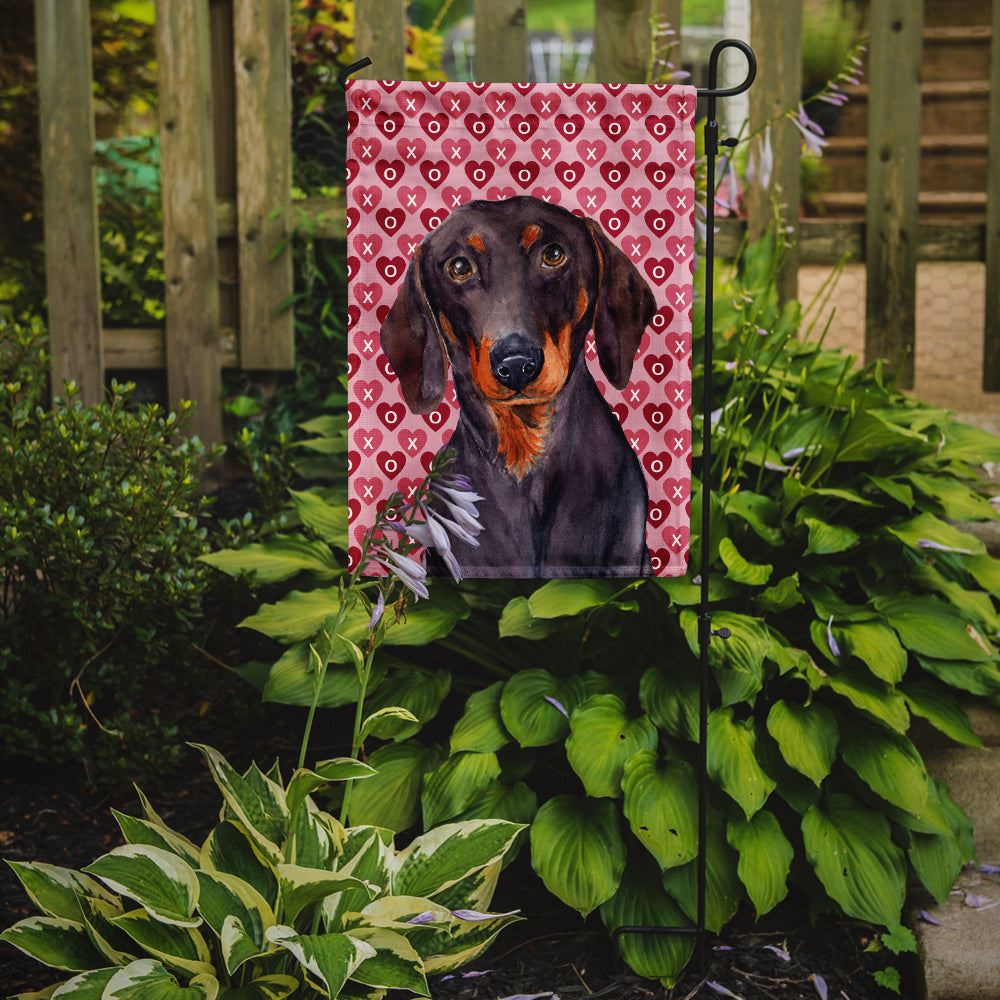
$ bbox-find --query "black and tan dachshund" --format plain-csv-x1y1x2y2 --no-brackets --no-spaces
380,195,656,577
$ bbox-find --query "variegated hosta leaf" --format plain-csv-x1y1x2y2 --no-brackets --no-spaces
200,822,278,910
706,707,776,819
802,793,906,927
191,746,288,863
44,966,118,997
110,908,214,979
112,810,202,868
727,810,793,918
265,925,375,998
362,667,451,741
421,751,502,829
391,820,524,901
529,795,626,917
565,695,658,799
0,916,107,972
450,682,511,754
345,926,429,995
83,846,200,928
499,669,585,747
600,854,694,987
285,760,375,823
765,700,838,786
323,829,393,931
195,871,274,974
102,958,218,999
621,751,699,871
276,864,375,925
214,974,300,1000
4,861,118,922
77,894,135,966
288,801,343,870
421,906,522,975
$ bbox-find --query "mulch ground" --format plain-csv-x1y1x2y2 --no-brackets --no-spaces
1,737,913,1000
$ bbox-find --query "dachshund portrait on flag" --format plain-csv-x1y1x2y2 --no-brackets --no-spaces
379,195,656,578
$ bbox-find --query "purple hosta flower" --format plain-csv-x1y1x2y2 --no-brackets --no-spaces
812,974,828,1000
917,538,973,555
979,864,1000,874
791,104,828,157
367,590,385,631
707,983,742,999
746,124,774,191
715,157,741,215
763,944,791,962
407,911,438,925
452,908,521,921
544,695,569,718
371,543,429,600
827,616,842,658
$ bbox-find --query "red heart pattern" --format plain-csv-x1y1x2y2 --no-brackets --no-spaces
346,80,697,577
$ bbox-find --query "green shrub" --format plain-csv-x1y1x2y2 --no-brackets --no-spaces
1,744,524,998
215,232,1000,985
0,317,220,783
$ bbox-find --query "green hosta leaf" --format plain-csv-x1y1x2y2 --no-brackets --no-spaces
393,820,524,901
967,553,1000,597
260,643,386,709
803,517,859,556
835,410,927,463
935,421,1000,464
901,680,982,748
802,793,906,926
874,594,995,662
621,751,699,871
806,660,910,732
112,812,201,868
526,578,620,617
450,682,511,754
499,670,584,747
834,621,907,684
277,865,374,925
661,811,741,933
681,610,771,706
718,537,772,586
727,811,793,918
191,746,287,862
359,706,422,742
886,512,985,557
265,926,375,997
5,862,118,923
839,718,929,817
103,959,218,1000
421,751,502,828
756,573,804,614
288,488,349,546
906,472,998,522
195,871,273,974
346,926,428,994
765,701,838,786
200,535,340,584
111,908,214,978
566,695,658,798
0,916,107,971
724,490,784,546
453,779,538,827
200,822,278,910
530,795,626,917
599,853,694,987
911,562,1000,633
916,655,1000,697
216,975,299,1000
347,740,442,832
363,667,451,740
909,826,966,905
639,664,699,742
83,846,200,928
497,596,564,639
707,708,776,818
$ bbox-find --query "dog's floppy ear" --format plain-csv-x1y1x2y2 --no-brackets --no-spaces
379,245,449,413
584,218,656,390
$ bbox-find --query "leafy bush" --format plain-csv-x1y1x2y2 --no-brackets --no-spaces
0,317,220,783
1,743,524,998
209,233,1000,985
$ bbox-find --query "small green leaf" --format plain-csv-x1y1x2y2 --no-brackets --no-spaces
765,700,838,786
803,517,859,556
727,811,793,917
639,664,699,742
707,708,776,819
421,751,502,828
288,488,348,546
450,682,511,754
346,740,441,832
200,536,341,584
719,537,772,585
499,670,584,747
527,579,619,618
839,718,929,817
497,597,564,639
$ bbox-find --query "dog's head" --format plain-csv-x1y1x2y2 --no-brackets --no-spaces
379,196,656,414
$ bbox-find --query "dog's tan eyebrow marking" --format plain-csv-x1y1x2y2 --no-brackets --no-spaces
522,224,542,252
465,233,486,253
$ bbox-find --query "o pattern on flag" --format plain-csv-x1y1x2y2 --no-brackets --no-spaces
347,79,696,578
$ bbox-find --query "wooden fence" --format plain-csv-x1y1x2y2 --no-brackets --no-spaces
33,0,1000,445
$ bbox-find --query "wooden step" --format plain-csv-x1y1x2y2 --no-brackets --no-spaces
813,189,987,222
922,25,993,83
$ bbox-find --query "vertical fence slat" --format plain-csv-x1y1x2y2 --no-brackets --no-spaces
354,0,406,80
656,0,683,75
34,0,103,405
746,0,801,304
157,0,223,445
983,0,1000,390
233,0,294,369
864,0,923,389
474,0,527,81
594,0,656,83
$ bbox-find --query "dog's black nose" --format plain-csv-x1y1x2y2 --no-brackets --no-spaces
490,335,543,392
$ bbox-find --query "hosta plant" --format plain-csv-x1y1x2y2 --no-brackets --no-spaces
1,744,523,999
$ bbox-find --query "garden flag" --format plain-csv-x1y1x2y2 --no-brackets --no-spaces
346,80,696,578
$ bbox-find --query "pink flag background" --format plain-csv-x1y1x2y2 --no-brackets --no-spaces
346,80,696,577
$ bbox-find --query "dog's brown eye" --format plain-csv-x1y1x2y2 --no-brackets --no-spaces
540,243,566,269
446,256,475,283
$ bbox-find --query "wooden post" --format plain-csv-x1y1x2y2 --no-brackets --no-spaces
864,0,923,389
983,0,1000,390
354,0,406,80
233,0,294,369
594,0,655,83
157,0,223,444
746,0,801,305
34,0,104,405
654,0,683,79
474,0,527,81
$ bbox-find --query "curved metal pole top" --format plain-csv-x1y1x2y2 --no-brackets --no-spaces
697,39,756,100
338,57,373,89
